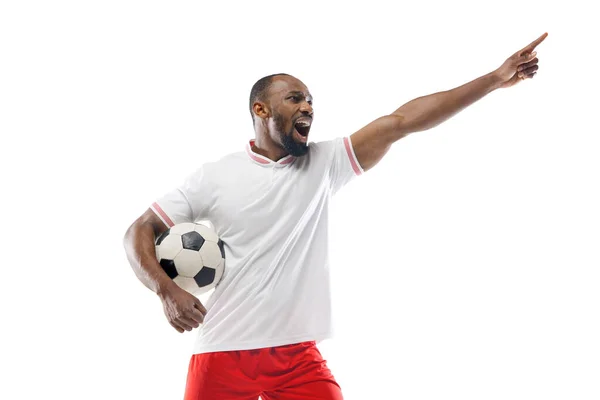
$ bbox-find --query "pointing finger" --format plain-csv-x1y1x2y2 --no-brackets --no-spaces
521,32,548,54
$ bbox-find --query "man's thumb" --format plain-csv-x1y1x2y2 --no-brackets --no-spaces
521,51,537,62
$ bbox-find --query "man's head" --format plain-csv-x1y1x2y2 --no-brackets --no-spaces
249,73,314,157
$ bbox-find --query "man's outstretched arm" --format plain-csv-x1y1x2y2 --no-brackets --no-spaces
350,32,548,172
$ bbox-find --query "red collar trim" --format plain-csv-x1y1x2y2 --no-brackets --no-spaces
245,140,295,166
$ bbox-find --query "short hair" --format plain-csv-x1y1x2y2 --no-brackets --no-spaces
249,73,290,122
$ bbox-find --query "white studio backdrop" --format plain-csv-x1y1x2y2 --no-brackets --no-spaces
1,1,599,399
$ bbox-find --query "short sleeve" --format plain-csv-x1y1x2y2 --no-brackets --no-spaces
150,166,211,227
328,136,364,194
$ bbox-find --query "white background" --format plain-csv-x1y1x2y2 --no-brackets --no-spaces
1,1,599,399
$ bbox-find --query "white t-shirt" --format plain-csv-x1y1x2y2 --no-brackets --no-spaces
151,136,363,354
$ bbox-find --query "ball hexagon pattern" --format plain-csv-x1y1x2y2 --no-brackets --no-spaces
155,222,225,295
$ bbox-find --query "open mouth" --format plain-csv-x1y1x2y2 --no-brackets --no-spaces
294,118,312,138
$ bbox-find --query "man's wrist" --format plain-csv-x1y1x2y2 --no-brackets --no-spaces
488,69,507,90
156,277,176,298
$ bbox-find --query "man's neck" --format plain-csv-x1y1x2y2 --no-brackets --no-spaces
252,135,289,162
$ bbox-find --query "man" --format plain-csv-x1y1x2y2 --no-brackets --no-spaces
123,33,547,399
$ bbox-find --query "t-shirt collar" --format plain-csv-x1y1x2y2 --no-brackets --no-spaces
245,140,295,167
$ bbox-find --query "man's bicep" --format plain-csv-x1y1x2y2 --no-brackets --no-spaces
124,208,169,245
349,114,406,172
142,207,170,236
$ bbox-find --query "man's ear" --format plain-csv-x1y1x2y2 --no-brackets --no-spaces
253,101,270,119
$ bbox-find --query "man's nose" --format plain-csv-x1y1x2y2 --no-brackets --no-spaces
300,101,313,116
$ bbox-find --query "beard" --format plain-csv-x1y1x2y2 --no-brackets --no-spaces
274,113,309,157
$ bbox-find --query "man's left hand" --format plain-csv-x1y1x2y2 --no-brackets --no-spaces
495,32,548,89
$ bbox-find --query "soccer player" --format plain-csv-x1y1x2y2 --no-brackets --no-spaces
123,33,547,399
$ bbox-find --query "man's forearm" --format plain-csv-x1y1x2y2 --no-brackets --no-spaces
123,222,174,296
391,70,504,137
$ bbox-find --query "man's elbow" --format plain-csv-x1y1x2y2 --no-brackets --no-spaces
123,223,135,252
123,217,146,249
383,113,411,143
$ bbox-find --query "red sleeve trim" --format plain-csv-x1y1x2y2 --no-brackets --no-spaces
343,136,363,176
151,202,175,227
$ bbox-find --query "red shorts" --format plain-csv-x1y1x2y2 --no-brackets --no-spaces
184,341,343,400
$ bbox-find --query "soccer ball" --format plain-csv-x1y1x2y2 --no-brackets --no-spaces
155,222,225,295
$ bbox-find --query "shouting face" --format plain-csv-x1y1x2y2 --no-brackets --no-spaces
255,75,314,157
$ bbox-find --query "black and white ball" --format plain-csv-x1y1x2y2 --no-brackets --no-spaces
155,222,225,295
